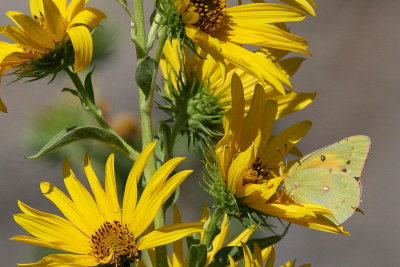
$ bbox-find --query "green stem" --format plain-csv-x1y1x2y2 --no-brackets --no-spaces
202,208,224,248
146,12,163,53
133,0,146,59
66,69,140,161
132,1,169,265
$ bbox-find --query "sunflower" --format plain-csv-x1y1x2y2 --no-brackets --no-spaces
170,0,316,93
231,242,311,267
11,142,204,266
160,39,315,143
213,77,347,234
170,205,256,266
0,0,106,111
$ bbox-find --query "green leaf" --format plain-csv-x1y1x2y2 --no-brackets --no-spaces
208,235,283,267
189,244,207,267
186,234,201,250
135,56,157,97
27,126,130,159
84,68,96,103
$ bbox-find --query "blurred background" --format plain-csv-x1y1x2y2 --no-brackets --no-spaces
1,0,399,266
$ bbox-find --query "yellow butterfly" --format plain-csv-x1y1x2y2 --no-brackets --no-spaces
283,135,371,225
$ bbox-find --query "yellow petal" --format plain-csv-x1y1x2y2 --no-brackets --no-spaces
253,243,263,267
145,157,186,195
227,226,255,246
227,3,306,23
238,87,266,150
132,170,193,237
6,11,54,49
206,214,229,264
40,182,95,235
83,153,114,221
220,42,288,93
1,25,45,53
263,245,275,267
67,25,93,72
17,253,98,267
260,120,311,166
13,213,89,253
274,91,315,119
122,142,156,225
138,222,204,250
280,0,316,16
104,154,121,221
227,145,254,195
43,0,65,41
172,205,184,267
69,7,106,28
229,74,245,143
29,0,43,18
62,159,103,228
0,97,7,112
242,242,253,267
67,0,85,22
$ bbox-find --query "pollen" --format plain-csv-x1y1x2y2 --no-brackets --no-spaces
32,12,45,27
90,221,141,265
190,0,226,34
242,158,271,185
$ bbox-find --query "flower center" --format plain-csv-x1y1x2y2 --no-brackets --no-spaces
242,158,272,186
91,221,140,265
190,0,226,34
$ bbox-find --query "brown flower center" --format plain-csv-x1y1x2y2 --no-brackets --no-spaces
91,221,141,265
190,0,226,34
242,158,272,186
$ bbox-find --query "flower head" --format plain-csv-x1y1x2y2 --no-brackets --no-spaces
232,243,311,267
208,77,347,234
160,40,315,145
164,0,316,92
12,142,204,266
0,0,106,112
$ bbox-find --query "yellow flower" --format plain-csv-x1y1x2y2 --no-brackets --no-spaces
0,0,106,112
161,39,315,120
149,205,254,266
173,0,316,93
231,243,311,267
214,78,347,234
11,142,204,266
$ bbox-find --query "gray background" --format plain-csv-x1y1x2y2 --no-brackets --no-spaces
1,0,399,266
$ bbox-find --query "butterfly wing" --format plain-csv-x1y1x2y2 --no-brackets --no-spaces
289,135,370,180
284,167,361,225
284,135,371,225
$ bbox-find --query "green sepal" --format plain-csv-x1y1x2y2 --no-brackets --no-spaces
27,126,131,159
84,68,96,103
62,87,79,97
188,244,207,267
156,123,172,162
186,233,201,249
208,235,283,267
135,56,157,97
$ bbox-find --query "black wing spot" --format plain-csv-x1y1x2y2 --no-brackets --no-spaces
346,160,351,165
320,155,326,161
354,176,360,181
342,169,347,173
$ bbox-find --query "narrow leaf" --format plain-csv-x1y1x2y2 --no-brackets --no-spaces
189,244,207,267
27,126,130,159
